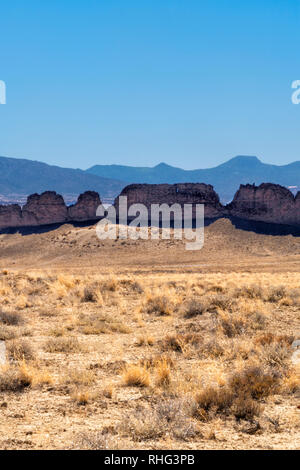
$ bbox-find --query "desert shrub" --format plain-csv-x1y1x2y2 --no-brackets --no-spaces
206,294,233,312
120,279,143,293
75,431,116,450
255,333,293,347
130,281,143,293
0,365,32,392
155,360,171,387
260,343,290,370
0,311,23,326
120,407,163,441
136,336,154,347
139,353,175,371
199,339,225,358
266,286,286,303
123,365,150,387
82,286,99,302
231,397,261,421
7,339,34,361
64,368,95,386
120,399,198,441
79,313,131,335
101,278,119,292
195,386,234,419
71,389,91,405
182,299,208,318
282,371,300,395
162,334,187,352
250,311,266,330
233,285,264,300
49,327,66,337
194,365,278,421
45,337,81,353
219,313,247,337
228,366,280,400
145,295,173,316
207,284,225,293
0,325,18,341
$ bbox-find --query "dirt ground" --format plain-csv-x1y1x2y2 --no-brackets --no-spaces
0,218,299,449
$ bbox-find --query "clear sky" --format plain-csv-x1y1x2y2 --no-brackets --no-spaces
0,0,299,170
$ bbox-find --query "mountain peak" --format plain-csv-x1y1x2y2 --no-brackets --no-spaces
229,155,261,164
219,155,261,169
154,162,171,169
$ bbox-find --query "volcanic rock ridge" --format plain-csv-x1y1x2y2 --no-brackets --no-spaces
1,182,300,230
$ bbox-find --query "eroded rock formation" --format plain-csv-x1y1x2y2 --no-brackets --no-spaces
22,191,68,226
114,183,224,218
227,183,300,226
0,191,101,230
68,191,101,221
0,204,23,230
1,182,300,231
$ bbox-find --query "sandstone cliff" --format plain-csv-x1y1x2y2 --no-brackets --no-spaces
68,191,101,221
22,191,68,226
0,191,101,230
1,182,300,231
227,183,300,226
0,204,23,230
114,183,224,219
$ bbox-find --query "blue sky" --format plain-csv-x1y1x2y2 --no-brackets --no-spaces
0,0,299,169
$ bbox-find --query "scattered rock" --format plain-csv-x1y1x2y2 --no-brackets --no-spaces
0,341,6,365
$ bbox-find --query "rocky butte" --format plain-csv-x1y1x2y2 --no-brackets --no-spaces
227,183,300,226
0,191,101,230
114,183,224,219
1,182,300,231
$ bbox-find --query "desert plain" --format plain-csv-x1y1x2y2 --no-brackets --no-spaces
0,218,299,450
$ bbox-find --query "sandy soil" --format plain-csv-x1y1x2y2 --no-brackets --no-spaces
0,218,299,449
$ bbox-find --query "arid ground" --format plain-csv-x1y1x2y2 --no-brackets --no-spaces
0,218,299,449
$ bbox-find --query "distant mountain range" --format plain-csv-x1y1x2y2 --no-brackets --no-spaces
1,155,300,205
0,156,124,204
87,156,300,202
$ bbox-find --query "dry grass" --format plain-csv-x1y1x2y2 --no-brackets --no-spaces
119,398,199,441
144,294,174,316
45,337,82,353
0,325,19,340
155,359,171,387
0,262,299,449
123,365,150,387
0,363,32,392
0,311,23,326
6,339,35,361
75,431,117,450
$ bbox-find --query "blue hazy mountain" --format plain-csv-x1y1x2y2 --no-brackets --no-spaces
0,155,124,201
87,156,300,202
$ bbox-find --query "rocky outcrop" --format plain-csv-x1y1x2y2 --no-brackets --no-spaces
0,191,102,230
0,204,23,229
22,191,68,226
68,191,101,221
227,183,300,226
1,182,300,231
114,183,224,218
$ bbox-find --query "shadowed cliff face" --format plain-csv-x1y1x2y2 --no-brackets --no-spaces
0,191,101,229
114,183,224,218
68,191,101,221
23,192,68,225
1,182,300,231
227,183,300,226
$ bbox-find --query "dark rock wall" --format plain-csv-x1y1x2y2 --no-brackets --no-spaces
1,182,300,230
